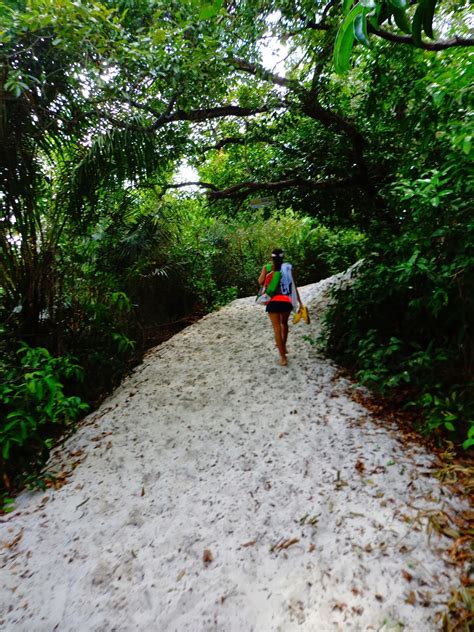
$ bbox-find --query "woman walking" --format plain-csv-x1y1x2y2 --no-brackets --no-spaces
258,249,302,366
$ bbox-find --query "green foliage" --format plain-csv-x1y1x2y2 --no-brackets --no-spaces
165,204,366,308
322,152,473,442
333,0,471,73
322,38,473,445
0,344,88,491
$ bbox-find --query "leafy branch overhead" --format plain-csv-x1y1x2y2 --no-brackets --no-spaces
334,0,474,73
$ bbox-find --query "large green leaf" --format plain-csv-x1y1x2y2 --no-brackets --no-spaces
422,0,437,39
343,0,354,15
412,0,425,47
392,7,411,34
334,3,365,74
354,12,371,48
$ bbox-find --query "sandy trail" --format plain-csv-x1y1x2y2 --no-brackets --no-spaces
0,273,467,631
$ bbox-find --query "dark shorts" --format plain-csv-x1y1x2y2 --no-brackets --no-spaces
266,301,292,313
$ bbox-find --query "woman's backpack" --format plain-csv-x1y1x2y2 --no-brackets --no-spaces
256,263,281,305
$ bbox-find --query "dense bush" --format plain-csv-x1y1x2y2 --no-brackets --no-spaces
169,205,367,305
323,163,473,446
0,344,88,500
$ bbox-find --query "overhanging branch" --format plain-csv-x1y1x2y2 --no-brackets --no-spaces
229,56,367,179
161,181,218,191
100,104,274,132
368,26,474,50
156,176,368,200
206,175,366,200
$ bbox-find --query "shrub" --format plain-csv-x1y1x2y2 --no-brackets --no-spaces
322,163,473,445
0,344,89,494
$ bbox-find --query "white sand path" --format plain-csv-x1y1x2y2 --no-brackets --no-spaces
0,272,468,631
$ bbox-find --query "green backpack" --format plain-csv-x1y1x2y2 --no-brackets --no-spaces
256,263,281,304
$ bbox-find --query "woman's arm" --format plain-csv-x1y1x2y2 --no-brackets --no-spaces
258,265,267,286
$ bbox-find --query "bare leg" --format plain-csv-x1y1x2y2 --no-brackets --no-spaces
280,312,290,354
268,312,287,364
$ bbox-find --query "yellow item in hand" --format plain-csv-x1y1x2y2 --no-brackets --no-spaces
293,305,310,325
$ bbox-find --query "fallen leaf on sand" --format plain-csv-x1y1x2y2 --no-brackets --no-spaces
3,529,23,549
203,549,213,564
402,570,413,582
375,594,384,602
406,591,417,605
308,544,316,553
177,570,186,581
271,538,299,552
46,472,70,490
75,497,89,509
140,486,145,497
241,540,256,548
355,460,365,474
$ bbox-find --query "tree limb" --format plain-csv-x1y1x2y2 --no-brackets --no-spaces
368,26,474,50
205,175,366,200
229,56,368,181
100,104,273,132
305,20,331,31
161,181,218,191
165,105,271,124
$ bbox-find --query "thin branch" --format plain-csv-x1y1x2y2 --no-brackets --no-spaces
204,136,246,151
283,20,332,37
368,26,474,50
200,135,276,153
304,20,331,31
161,181,219,191
229,57,301,91
150,175,368,200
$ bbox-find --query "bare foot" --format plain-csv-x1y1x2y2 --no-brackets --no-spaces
279,355,288,366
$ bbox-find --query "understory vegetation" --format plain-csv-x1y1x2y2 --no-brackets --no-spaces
1,0,472,498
